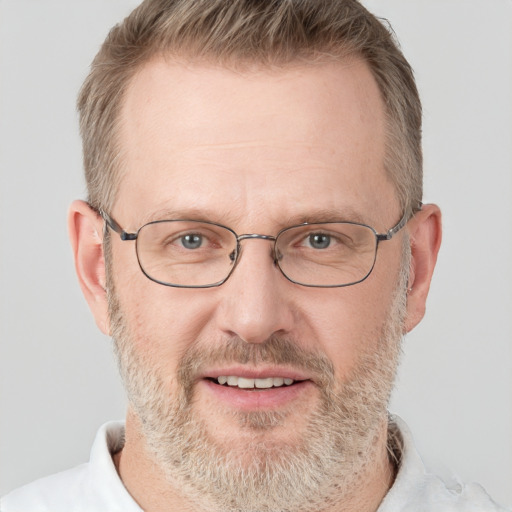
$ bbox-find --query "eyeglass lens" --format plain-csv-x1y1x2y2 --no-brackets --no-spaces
135,220,378,288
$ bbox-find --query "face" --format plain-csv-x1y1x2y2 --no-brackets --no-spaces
107,58,408,511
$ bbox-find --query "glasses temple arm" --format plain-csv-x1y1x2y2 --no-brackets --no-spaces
377,202,422,242
99,209,137,241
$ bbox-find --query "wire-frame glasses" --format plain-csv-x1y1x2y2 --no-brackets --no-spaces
100,210,409,288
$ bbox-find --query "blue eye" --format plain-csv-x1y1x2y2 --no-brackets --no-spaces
308,233,331,249
181,234,203,249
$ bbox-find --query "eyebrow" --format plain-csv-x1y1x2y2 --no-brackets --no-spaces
140,206,244,226
140,206,370,230
283,208,368,226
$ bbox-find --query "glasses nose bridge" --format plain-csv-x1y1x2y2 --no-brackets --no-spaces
235,233,279,265
237,233,276,243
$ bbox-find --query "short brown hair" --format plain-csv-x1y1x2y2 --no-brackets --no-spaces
78,0,422,216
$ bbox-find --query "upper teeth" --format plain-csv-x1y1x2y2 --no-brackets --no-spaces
217,376,294,389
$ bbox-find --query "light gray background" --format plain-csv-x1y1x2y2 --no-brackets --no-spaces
1,0,511,506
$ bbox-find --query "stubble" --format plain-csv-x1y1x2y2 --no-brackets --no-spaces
107,241,409,512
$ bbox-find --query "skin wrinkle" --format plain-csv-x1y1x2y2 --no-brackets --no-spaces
106,237,410,512
134,206,375,234
95,59,420,512
69,4,444,508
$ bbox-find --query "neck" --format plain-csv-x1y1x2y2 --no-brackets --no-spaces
114,410,396,512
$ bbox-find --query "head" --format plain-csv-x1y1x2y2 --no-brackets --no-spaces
78,0,422,218
70,2,441,511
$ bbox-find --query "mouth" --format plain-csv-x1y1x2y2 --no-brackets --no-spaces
199,367,314,410
208,375,299,389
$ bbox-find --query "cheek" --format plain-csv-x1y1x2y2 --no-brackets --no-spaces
115,271,219,370
304,280,395,378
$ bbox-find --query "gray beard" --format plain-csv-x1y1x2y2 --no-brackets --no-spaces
108,252,408,512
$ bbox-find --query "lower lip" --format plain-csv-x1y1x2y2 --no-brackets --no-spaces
201,379,314,410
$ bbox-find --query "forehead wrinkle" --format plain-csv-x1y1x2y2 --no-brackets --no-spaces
137,204,372,233
181,138,333,150
185,141,293,151
280,207,369,228
138,204,248,227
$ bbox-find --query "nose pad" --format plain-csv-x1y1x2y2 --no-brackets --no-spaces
273,245,284,265
216,238,294,344
228,235,280,276
230,239,282,275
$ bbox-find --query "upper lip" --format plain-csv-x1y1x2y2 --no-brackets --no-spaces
199,365,312,382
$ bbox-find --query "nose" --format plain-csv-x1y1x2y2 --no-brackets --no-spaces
215,238,295,344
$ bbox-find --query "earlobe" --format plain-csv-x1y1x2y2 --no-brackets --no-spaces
68,200,110,335
404,204,442,333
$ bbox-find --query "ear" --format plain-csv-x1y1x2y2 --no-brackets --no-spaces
404,203,442,333
68,200,110,335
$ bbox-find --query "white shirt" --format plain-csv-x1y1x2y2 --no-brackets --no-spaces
1,416,509,512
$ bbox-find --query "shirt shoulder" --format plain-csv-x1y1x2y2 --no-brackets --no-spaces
1,464,91,512
0,421,141,512
379,415,511,512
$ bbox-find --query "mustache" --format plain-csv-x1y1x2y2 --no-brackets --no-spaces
177,335,335,388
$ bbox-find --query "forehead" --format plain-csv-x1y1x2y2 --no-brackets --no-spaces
116,57,395,229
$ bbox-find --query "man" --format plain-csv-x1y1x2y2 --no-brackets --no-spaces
1,1,508,511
